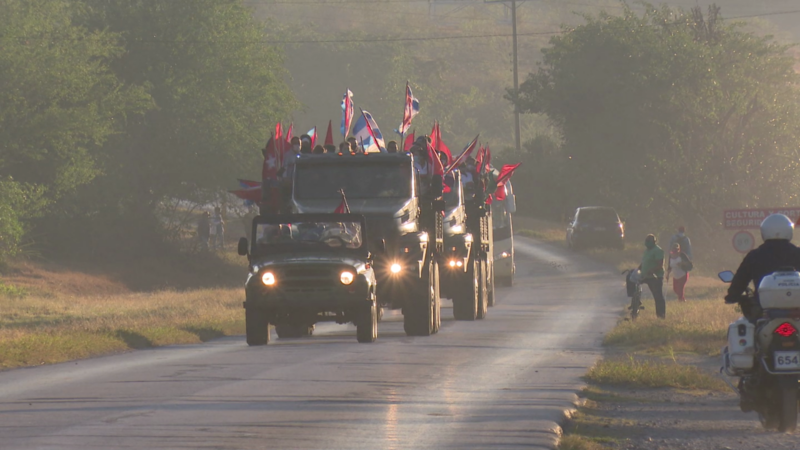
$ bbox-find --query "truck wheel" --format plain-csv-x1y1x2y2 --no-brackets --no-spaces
403,258,436,336
245,306,270,346
453,257,479,321
476,258,488,320
433,260,441,334
356,300,378,343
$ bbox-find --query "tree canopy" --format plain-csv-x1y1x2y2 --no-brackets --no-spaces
512,4,800,230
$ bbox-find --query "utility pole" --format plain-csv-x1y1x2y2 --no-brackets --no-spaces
485,0,522,152
511,0,520,152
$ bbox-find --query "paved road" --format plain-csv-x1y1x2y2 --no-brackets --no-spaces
0,238,622,450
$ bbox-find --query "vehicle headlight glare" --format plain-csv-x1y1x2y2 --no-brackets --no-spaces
449,260,457,267
261,271,276,286
501,251,509,258
456,260,463,267
340,271,354,285
390,263,402,274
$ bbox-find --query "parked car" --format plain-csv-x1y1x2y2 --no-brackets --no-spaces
566,206,624,250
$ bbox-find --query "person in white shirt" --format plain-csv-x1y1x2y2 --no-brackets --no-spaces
665,242,689,301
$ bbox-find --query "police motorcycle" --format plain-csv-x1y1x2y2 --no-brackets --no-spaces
719,269,800,432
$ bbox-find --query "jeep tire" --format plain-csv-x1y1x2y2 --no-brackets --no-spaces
357,299,378,343
245,306,270,346
403,257,438,336
453,256,479,321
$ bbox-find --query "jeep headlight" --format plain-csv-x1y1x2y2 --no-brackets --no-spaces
340,271,354,285
390,263,402,274
261,271,276,286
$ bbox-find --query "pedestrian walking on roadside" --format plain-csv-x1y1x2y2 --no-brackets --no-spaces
212,206,225,249
197,211,211,251
668,225,693,261
666,242,691,302
640,234,666,318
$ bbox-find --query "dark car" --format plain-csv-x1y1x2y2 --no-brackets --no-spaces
566,207,624,250
238,213,378,345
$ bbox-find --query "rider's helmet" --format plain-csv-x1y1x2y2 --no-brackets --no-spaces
760,213,794,241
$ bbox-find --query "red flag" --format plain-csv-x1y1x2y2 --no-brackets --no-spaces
324,120,334,146
429,122,438,152
445,135,479,175
434,122,452,167
283,123,293,159
495,163,521,188
484,146,492,173
275,123,284,167
404,131,415,151
262,134,280,181
475,146,485,175
426,143,444,177
334,189,350,214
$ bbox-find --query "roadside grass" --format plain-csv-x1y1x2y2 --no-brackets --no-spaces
558,435,608,450
0,288,244,370
586,355,727,391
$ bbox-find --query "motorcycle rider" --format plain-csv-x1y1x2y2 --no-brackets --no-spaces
725,213,800,321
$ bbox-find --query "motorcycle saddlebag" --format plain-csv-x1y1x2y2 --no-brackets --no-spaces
725,317,755,371
625,270,640,297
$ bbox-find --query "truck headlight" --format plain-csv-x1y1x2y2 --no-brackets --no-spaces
340,271,354,285
261,272,276,286
390,263,402,274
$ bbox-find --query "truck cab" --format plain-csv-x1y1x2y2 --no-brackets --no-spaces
291,153,444,337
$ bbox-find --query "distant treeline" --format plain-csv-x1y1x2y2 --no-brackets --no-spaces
501,4,800,235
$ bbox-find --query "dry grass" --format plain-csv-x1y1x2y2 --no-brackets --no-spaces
558,435,608,450
0,288,244,370
606,277,739,356
586,355,727,391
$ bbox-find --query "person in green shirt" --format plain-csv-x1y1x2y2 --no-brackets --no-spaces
640,234,666,319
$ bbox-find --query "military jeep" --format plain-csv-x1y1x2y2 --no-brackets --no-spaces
238,213,379,345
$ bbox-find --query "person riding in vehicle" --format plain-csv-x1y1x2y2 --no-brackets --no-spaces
726,213,800,321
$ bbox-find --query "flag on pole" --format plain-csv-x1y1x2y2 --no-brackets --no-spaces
274,123,284,167
334,189,350,214
484,145,492,172
341,89,354,138
262,134,280,181
283,123,293,160
434,122,452,166
398,82,420,135
361,109,386,152
426,142,444,177
324,120,334,146
445,134,480,174
404,131,415,151
230,179,262,203
494,163,521,200
307,127,317,148
352,114,374,152
475,145,485,175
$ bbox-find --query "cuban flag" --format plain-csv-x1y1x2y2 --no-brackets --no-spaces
361,109,385,152
306,126,317,148
341,89,354,138
445,134,480,175
398,82,420,135
352,114,376,153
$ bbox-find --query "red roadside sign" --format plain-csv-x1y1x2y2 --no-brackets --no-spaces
723,208,800,230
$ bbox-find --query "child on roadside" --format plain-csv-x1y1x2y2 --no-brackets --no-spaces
666,242,689,302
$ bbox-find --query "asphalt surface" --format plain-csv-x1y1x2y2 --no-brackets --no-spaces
0,237,622,450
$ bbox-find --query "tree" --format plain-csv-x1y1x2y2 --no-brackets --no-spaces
512,4,800,230
0,0,149,258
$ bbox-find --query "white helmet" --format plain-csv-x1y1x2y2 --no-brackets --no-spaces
760,214,794,241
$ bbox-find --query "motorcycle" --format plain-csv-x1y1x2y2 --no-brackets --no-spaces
622,268,644,321
719,269,800,432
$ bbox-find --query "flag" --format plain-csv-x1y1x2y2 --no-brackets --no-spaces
434,122,452,167
324,120,334,146
238,179,260,188
398,82,420,135
426,143,444,177
475,145,484,174
361,109,386,152
352,114,375,152
445,134,480,174
307,126,317,148
262,134,280,181
484,145,492,173
341,89,354,138
334,189,350,214
495,163,521,187
231,179,262,203
404,131,415,151
283,123,293,160
274,123,284,167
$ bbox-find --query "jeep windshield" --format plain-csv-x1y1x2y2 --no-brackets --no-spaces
254,220,363,252
294,162,411,200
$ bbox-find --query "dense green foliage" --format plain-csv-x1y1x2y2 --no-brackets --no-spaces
0,0,296,259
511,4,800,231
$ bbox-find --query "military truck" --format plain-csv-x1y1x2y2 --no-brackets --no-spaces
238,213,379,345
290,153,444,336
439,170,494,319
